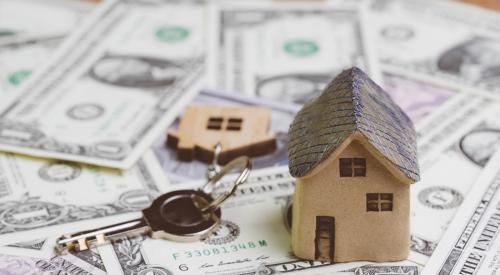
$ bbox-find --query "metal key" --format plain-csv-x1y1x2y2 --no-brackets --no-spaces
55,156,251,253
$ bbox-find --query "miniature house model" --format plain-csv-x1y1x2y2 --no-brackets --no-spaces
167,105,276,164
288,67,420,263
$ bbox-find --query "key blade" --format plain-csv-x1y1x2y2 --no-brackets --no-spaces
55,219,149,254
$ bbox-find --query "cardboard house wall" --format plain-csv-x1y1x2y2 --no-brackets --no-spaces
291,132,410,262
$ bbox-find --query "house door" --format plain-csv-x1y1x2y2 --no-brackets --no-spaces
314,216,335,262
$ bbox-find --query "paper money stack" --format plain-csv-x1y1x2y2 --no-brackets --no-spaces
1,0,499,274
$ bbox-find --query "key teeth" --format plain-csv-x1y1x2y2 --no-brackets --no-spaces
96,233,108,245
77,238,89,251
57,239,89,254
59,234,109,253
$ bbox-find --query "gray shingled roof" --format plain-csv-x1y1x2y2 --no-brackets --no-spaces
288,67,420,182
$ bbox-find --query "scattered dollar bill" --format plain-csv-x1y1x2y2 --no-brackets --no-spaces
0,0,206,169
0,150,168,246
422,150,500,275
209,1,381,105
409,94,500,264
153,90,298,183
365,0,500,98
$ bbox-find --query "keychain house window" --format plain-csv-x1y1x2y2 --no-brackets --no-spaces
366,193,393,212
207,117,223,130
339,158,366,177
227,118,242,131
207,117,243,131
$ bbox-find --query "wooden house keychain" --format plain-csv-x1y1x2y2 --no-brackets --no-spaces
166,105,277,165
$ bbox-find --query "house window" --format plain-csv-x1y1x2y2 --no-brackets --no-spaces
227,118,243,131
339,158,366,177
207,117,223,130
206,117,243,131
366,193,393,212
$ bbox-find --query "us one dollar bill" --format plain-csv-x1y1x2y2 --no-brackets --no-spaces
153,90,298,183
0,0,206,169
209,1,381,105
422,151,500,275
0,150,169,246
96,166,420,275
365,0,500,98
409,94,500,264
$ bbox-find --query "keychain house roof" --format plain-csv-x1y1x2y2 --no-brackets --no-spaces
288,67,419,263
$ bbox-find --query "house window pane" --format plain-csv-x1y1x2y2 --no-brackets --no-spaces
366,193,379,211
366,193,378,200
339,158,366,177
380,193,393,200
207,117,223,130
340,168,352,177
366,193,393,212
380,193,393,211
381,203,393,211
226,117,243,131
353,158,366,166
339,158,352,177
353,168,365,177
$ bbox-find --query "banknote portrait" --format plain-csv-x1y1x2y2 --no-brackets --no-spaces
437,38,500,86
89,55,184,88
255,74,331,104
459,128,500,167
